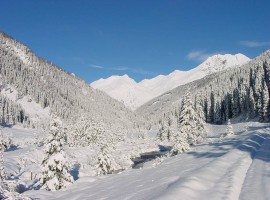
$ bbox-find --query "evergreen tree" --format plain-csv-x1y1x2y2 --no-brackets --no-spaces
178,91,207,145
170,130,190,155
41,117,74,191
262,61,270,121
96,143,117,176
247,88,255,119
226,119,234,136
158,115,172,142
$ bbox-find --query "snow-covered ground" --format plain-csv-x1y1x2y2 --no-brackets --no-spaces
2,120,270,199
3,119,270,199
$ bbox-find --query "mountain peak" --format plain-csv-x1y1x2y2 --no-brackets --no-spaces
198,53,250,74
92,53,250,110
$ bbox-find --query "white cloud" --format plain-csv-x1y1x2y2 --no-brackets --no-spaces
90,64,156,75
90,64,104,69
187,50,215,62
240,41,270,48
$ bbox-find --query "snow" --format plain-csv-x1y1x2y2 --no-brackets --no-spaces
91,54,250,110
1,85,50,125
2,120,269,200
4,39,32,66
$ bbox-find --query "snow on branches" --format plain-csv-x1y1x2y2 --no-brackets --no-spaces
40,116,73,191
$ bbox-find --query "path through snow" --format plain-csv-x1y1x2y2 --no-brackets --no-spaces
24,122,270,200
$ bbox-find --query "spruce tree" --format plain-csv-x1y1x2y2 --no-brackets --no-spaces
41,117,74,191
262,61,270,121
158,115,171,142
170,131,190,155
226,119,234,136
96,143,117,176
177,91,207,145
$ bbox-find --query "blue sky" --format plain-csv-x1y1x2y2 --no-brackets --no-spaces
1,0,270,82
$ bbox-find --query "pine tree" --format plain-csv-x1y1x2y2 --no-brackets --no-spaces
96,143,117,176
178,91,207,145
226,119,234,136
170,131,190,155
262,61,270,121
247,88,255,119
41,117,74,191
158,115,171,142
0,129,6,182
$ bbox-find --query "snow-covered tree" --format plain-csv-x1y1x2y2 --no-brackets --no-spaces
178,91,207,145
41,117,74,191
226,119,234,136
68,116,106,147
96,143,118,176
170,131,190,155
158,115,173,142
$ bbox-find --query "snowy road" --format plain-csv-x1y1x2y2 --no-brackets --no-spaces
25,123,270,200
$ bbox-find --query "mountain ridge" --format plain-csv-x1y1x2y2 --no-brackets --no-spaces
91,53,250,110
0,32,141,129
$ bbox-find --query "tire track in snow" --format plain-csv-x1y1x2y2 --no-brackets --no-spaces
239,133,270,200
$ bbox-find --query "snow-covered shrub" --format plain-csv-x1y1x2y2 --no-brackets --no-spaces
34,133,44,147
40,116,74,191
0,150,6,181
68,116,106,147
0,131,6,181
1,133,14,151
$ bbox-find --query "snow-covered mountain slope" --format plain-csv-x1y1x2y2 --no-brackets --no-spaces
91,75,153,110
0,32,142,129
23,121,270,200
91,54,250,110
136,50,270,127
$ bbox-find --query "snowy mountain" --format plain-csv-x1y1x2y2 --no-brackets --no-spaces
91,54,250,110
0,32,141,129
136,50,270,128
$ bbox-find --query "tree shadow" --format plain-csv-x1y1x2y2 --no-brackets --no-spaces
70,163,80,181
187,132,270,163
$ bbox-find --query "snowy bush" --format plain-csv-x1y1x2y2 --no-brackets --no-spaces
0,180,31,199
68,116,106,147
0,131,7,181
1,133,14,151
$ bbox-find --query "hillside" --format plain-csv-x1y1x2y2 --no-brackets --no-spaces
0,32,141,129
91,54,250,110
136,50,270,127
